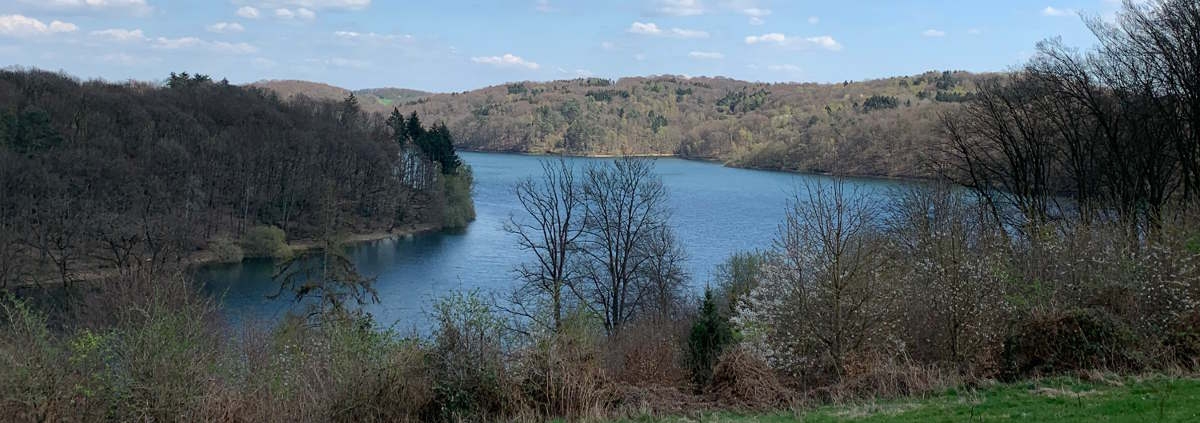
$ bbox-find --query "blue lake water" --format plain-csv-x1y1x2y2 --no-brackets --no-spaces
196,152,905,330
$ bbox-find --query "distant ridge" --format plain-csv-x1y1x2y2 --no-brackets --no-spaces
248,79,431,114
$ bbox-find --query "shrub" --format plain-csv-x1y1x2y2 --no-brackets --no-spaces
208,235,244,263
1001,308,1141,380
240,225,291,259
441,166,476,229
428,291,514,421
709,345,787,408
519,320,611,419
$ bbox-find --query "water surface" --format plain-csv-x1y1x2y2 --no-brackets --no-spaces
197,152,904,329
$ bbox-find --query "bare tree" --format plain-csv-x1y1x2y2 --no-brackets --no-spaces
737,179,894,379
576,157,673,333
502,159,586,332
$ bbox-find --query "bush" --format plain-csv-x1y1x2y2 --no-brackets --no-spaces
208,235,244,263
1001,308,1141,380
428,291,514,421
709,345,787,408
441,166,476,229
519,320,612,419
240,225,291,259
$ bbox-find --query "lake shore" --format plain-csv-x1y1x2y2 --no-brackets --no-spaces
14,222,445,289
458,148,934,183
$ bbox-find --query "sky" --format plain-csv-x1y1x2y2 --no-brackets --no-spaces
0,0,1132,93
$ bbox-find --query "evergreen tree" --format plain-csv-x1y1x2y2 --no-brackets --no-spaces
340,93,360,127
405,111,425,141
688,288,734,388
387,108,407,143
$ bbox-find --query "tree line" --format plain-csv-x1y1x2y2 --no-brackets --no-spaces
0,70,472,289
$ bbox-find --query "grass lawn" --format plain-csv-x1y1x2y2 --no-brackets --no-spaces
617,376,1200,422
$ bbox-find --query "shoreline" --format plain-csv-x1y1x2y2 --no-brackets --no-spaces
12,223,445,289
457,148,935,183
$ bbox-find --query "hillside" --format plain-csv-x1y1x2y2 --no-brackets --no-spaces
248,80,430,115
251,72,987,178
404,71,991,178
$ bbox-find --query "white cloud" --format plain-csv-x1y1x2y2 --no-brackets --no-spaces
600,41,616,50
471,53,540,70
237,6,260,18
558,67,593,77
629,21,661,35
808,16,819,24
741,7,770,17
745,33,842,51
670,28,708,38
1042,6,1075,16
333,30,413,43
152,36,258,54
742,7,769,24
656,0,705,16
535,0,553,12
805,35,841,51
633,53,646,61
252,0,369,10
922,28,946,37
967,28,982,35
0,14,78,37
629,21,708,38
17,0,151,15
207,22,245,33
688,51,723,60
90,28,146,41
275,7,316,20
744,32,786,45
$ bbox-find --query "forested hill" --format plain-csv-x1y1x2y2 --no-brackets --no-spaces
400,71,990,178
249,80,430,114
0,70,471,287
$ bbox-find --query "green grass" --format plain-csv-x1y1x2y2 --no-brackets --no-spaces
617,376,1200,422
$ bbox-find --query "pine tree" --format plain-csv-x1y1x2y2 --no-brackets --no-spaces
688,288,734,387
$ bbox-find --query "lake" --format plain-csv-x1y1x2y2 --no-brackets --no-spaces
196,152,905,330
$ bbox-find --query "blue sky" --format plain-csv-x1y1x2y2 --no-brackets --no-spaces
0,0,1127,92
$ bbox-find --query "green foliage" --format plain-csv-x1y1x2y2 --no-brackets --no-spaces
689,289,735,388
429,290,512,421
714,251,766,315
862,95,899,112
716,87,770,114
208,235,244,263
507,83,529,95
240,225,291,259
585,89,630,102
630,377,1200,422
0,107,63,154
441,165,476,229
934,90,975,102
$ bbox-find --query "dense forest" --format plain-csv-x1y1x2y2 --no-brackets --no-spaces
0,70,471,288
408,71,986,177
257,71,987,178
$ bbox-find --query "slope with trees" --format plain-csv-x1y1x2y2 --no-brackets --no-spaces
398,71,988,178
0,70,470,288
